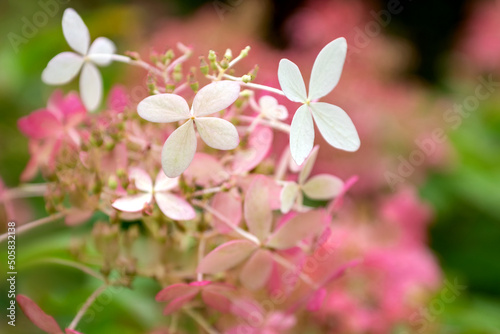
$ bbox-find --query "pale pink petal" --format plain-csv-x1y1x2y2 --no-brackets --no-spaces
112,193,152,212
161,120,197,178
302,174,343,200
231,126,273,174
42,52,84,85
64,209,93,226
107,86,129,112
244,176,273,242
192,81,240,117
280,182,300,214
197,240,259,274
230,298,265,324
87,37,116,66
16,295,63,334
201,284,235,313
163,291,199,315
298,145,319,185
211,189,242,234
128,168,153,192
306,288,327,311
195,117,239,150
137,94,190,123
153,171,178,192
155,192,196,221
266,210,328,250
62,8,90,55
156,283,200,302
240,249,274,290
184,153,229,187
327,175,358,214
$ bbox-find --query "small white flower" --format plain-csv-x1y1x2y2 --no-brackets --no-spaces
278,37,360,165
137,81,241,178
258,96,288,121
42,8,116,111
280,146,344,213
112,168,196,221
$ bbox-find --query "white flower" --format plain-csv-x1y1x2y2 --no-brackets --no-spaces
137,81,241,178
278,37,360,165
280,146,344,213
112,168,196,221
42,8,116,111
258,96,288,120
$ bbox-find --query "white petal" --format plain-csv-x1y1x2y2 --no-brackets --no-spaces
79,62,102,111
62,8,90,55
155,192,196,221
302,174,344,200
195,117,239,150
192,81,241,117
129,168,153,193
290,104,314,165
161,120,197,178
280,182,299,213
298,145,319,185
278,59,307,103
112,193,152,212
87,37,116,66
41,52,84,85
259,96,288,120
308,37,347,101
310,102,360,152
137,94,190,123
154,171,178,192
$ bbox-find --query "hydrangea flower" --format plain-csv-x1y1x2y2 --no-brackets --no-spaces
278,37,360,165
257,95,288,120
280,146,344,213
112,168,196,221
197,176,327,290
137,81,241,177
42,8,116,111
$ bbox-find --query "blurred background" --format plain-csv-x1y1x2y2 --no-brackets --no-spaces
1,0,500,333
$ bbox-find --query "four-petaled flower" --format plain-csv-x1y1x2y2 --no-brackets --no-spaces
112,168,196,221
137,81,241,177
280,146,344,213
278,37,360,165
42,8,116,111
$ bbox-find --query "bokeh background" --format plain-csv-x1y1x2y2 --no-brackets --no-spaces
1,0,500,333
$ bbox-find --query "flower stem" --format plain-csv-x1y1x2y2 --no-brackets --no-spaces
0,212,65,243
2,183,48,200
183,308,220,334
238,115,291,133
223,74,286,96
36,258,106,282
68,285,108,330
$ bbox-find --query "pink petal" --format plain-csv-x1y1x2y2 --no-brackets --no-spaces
64,209,93,226
153,171,178,192
16,295,63,334
163,291,199,315
48,90,86,122
156,283,200,302
201,284,235,313
240,249,274,290
107,85,129,113
211,189,242,234
306,288,327,311
18,109,62,139
266,210,328,250
230,298,265,324
129,168,153,192
155,192,196,221
231,126,273,174
197,240,259,274
244,176,273,242
112,193,153,212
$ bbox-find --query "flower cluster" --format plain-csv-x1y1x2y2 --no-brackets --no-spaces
8,7,440,334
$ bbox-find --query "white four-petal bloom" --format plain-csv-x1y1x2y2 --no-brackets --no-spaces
280,146,344,213
112,168,196,221
138,81,241,178
42,8,116,111
278,37,360,165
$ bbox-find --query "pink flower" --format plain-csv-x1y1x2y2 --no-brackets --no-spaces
112,168,196,221
18,90,85,181
155,281,234,315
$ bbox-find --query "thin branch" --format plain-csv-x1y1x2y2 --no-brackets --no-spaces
36,258,106,282
183,308,220,334
68,285,108,330
0,212,66,243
